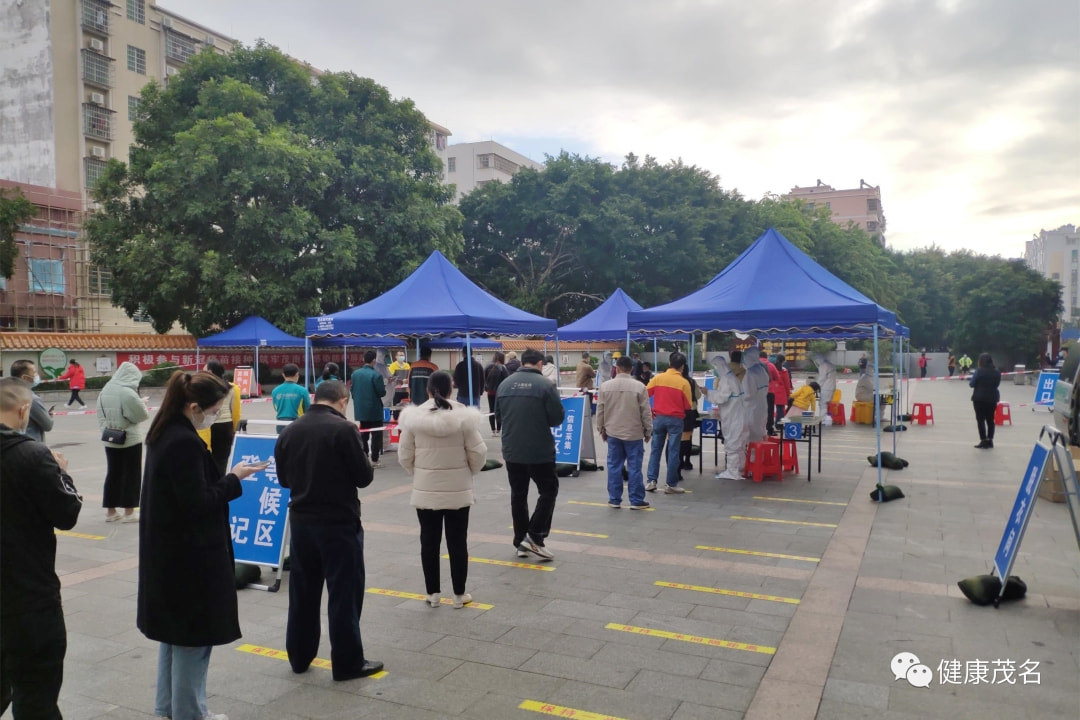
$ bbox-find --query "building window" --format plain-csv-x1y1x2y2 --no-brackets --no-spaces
132,306,152,323
126,0,145,24
128,95,141,121
447,157,456,173
127,45,146,75
492,154,519,174
867,198,880,212
805,201,815,212
82,0,111,34
1052,273,1060,280
165,31,196,64
84,157,108,189
83,103,115,140
866,221,879,232
433,132,447,151
89,266,112,296
82,48,114,88
825,201,831,210
28,259,65,295
477,154,491,169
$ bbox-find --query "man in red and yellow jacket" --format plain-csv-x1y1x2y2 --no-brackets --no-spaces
645,352,692,494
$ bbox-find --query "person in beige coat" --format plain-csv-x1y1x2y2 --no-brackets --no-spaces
398,371,487,608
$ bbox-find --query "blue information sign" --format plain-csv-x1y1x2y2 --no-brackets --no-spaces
701,417,719,437
994,442,1050,580
228,434,289,567
783,421,803,439
553,396,586,465
1034,371,1059,406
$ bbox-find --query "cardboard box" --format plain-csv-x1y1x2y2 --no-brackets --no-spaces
1039,446,1080,503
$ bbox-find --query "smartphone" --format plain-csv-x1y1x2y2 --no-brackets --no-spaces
245,460,272,471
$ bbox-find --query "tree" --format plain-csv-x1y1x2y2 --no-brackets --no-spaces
0,187,35,280
86,43,461,335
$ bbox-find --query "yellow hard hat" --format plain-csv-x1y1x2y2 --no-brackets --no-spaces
612,351,622,358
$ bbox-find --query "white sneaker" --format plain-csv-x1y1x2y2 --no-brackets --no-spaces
120,512,140,523
203,713,228,720
426,593,440,608
645,482,658,492
453,593,472,609
516,549,529,558
105,512,121,523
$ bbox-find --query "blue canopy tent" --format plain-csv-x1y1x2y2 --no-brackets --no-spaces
306,251,557,403
626,228,907,497
196,316,305,388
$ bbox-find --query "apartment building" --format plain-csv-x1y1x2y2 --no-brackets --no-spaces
1025,224,1080,322
1,0,233,332
784,179,887,247
437,140,542,202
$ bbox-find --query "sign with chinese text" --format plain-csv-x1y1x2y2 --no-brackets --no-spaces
233,366,256,398
994,441,1049,581
1033,371,1059,406
228,434,289,568
553,396,586,465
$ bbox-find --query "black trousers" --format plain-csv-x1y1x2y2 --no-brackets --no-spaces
0,606,66,719
416,508,470,596
286,520,367,680
507,462,559,547
103,443,143,508
766,393,776,434
973,401,997,442
358,421,383,461
209,421,235,477
67,389,84,406
487,393,500,431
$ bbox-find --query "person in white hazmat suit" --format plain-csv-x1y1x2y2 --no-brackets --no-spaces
743,351,771,444
597,352,614,387
709,355,748,479
814,353,837,416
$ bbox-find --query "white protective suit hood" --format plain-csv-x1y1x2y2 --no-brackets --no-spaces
710,355,750,479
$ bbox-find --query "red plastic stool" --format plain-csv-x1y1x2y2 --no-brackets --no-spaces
828,402,846,426
745,442,782,482
995,403,1012,426
911,403,935,426
767,436,800,473
388,422,401,444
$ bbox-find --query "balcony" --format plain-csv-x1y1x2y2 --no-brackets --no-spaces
81,0,111,35
165,30,197,64
81,49,114,89
83,103,116,141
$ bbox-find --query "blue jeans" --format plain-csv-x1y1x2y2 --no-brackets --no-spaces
648,415,684,487
607,437,645,505
155,643,212,720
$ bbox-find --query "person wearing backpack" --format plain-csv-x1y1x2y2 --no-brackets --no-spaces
484,353,509,436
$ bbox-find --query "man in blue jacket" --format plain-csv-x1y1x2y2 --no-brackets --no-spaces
496,349,565,561
0,377,83,716
350,350,387,467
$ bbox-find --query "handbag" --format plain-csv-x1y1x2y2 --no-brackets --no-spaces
100,406,127,444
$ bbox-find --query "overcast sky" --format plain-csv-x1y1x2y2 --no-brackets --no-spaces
169,0,1078,257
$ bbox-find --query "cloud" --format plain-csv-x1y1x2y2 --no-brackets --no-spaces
170,0,1080,256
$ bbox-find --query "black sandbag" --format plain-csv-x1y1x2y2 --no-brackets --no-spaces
234,562,260,589
869,484,905,502
957,574,1025,605
555,463,577,477
481,458,504,471
867,452,908,470
579,459,600,472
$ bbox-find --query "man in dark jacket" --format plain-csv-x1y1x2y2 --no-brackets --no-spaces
453,353,484,406
350,350,387,467
495,349,565,561
275,380,382,681
8,359,53,442
0,377,82,717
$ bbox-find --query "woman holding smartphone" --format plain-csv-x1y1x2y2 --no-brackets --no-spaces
137,370,262,720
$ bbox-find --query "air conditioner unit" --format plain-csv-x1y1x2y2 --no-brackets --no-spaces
165,66,178,77
91,146,106,158
161,16,173,29
89,38,105,52
90,92,105,105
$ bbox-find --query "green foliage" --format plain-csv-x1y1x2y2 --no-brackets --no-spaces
0,187,35,279
86,42,460,335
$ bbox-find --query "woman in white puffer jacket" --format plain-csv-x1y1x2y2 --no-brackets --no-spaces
398,370,488,608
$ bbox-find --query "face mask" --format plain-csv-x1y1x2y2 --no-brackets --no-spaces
397,356,405,362
194,408,219,430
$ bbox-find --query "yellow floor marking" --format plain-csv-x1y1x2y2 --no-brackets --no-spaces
696,545,820,563
568,500,654,511
519,699,629,720
366,587,493,609
752,496,848,507
235,643,388,678
730,515,838,528
56,530,106,540
508,526,608,539
654,580,800,604
605,623,775,655
442,554,554,571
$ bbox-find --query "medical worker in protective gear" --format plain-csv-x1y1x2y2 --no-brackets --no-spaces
708,355,748,480
597,352,614,388
743,350,771,444
814,353,838,415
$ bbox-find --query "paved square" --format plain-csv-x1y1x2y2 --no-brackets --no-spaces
40,374,1080,719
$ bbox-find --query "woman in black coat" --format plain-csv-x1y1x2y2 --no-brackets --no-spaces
969,353,1002,449
137,370,261,720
